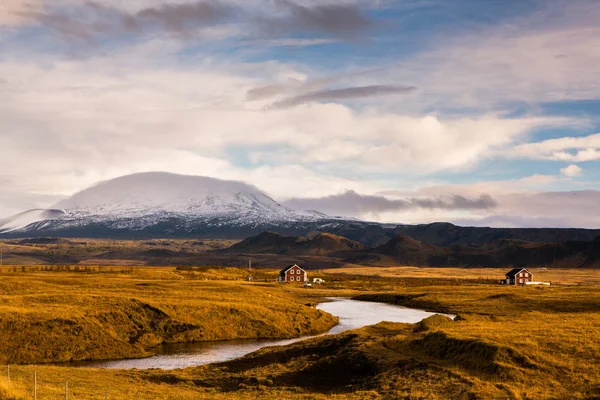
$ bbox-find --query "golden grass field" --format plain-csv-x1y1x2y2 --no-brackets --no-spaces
0,239,239,266
322,265,600,285
0,267,336,365
0,265,599,399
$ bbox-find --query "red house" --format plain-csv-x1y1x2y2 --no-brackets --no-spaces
277,264,307,283
504,267,534,285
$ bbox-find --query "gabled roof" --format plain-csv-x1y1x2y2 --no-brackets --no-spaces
279,264,305,274
506,267,533,278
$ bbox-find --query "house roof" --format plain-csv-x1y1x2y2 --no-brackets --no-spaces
279,264,305,274
506,267,533,278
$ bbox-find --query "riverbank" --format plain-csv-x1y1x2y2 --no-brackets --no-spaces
145,282,599,399
0,268,337,365
2,267,599,399
66,298,449,370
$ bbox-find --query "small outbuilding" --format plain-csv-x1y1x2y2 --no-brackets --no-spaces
277,264,307,283
503,267,534,285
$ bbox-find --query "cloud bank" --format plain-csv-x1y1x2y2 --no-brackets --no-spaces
284,190,498,216
13,0,375,41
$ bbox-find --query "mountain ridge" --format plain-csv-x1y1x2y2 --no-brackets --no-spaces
2,172,600,246
219,230,600,269
221,231,368,256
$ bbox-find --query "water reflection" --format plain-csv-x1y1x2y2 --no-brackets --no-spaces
69,298,452,370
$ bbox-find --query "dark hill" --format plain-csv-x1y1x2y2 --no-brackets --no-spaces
304,232,369,255
220,231,367,256
366,235,447,266
582,235,600,267
343,236,600,269
221,231,307,254
375,234,439,255
19,237,77,245
222,230,600,269
320,223,397,247
394,222,600,246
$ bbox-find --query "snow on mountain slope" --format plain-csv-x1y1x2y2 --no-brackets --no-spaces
2,172,329,235
56,173,274,213
0,209,66,233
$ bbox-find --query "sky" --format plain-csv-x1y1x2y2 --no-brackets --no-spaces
1,0,600,228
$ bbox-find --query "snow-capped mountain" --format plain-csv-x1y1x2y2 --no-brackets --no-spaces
0,172,333,237
0,209,66,234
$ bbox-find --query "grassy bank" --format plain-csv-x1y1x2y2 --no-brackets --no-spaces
349,284,600,399
0,268,337,364
149,282,598,399
1,267,599,399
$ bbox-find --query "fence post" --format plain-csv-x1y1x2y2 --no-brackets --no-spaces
66,381,69,400
6,365,9,389
34,371,37,400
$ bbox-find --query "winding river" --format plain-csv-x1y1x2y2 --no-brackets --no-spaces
71,298,451,370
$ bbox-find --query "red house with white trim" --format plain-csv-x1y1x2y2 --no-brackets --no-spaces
504,267,534,285
277,264,307,283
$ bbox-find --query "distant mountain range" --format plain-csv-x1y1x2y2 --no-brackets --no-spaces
2,228,599,269
1,172,600,252
224,231,600,269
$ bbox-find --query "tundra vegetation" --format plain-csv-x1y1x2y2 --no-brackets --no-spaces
0,266,599,399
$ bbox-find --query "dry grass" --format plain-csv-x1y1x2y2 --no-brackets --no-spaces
0,364,385,399
323,265,600,285
0,376,26,400
1,266,600,399
0,267,336,365
350,283,600,399
0,238,239,266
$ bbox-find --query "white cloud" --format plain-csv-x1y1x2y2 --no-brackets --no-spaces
560,164,583,177
508,133,600,161
0,43,568,217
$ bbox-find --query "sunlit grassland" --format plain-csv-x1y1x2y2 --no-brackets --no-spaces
0,238,239,266
349,283,600,399
1,266,599,399
0,267,336,365
0,375,27,400
322,265,600,285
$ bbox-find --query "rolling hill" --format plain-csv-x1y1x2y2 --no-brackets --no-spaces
221,231,600,269
222,231,368,256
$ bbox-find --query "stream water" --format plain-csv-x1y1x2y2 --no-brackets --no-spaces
69,298,451,370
